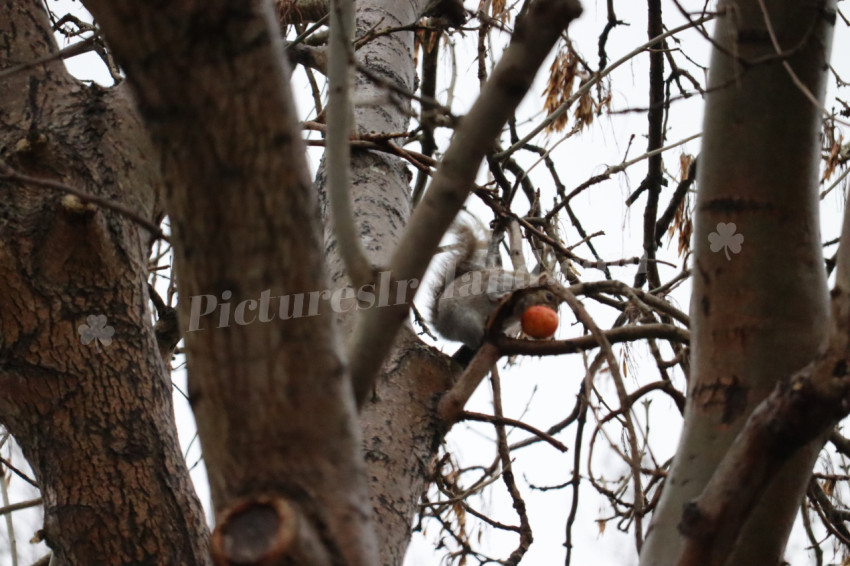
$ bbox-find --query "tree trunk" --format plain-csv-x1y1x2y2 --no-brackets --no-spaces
0,2,210,564
315,1,454,563
640,1,836,564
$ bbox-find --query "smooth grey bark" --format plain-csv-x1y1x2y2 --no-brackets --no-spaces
315,2,444,563
639,1,836,565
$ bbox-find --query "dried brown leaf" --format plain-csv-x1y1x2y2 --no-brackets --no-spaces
597,519,607,534
677,210,692,258
574,86,594,130
492,0,508,22
824,477,836,497
823,136,843,181
666,172,693,259
680,153,693,181
543,48,578,133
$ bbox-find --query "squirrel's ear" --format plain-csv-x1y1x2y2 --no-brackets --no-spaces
537,272,549,285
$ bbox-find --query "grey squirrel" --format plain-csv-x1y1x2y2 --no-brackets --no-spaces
431,223,559,354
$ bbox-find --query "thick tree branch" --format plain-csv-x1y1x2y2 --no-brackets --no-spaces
676,306,850,566
80,0,379,563
640,2,837,562
437,342,502,424
0,2,210,563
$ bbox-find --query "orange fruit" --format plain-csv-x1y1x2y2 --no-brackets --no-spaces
521,305,559,339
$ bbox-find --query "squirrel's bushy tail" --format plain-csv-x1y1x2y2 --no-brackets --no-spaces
430,221,487,320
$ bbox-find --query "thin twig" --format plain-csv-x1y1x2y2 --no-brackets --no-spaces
0,162,166,241
490,365,533,565
0,36,97,80
462,411,568,452
0,498,42,517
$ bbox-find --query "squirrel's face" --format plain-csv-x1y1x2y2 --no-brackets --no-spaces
541,291,560,311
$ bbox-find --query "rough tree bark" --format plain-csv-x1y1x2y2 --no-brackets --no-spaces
77,0,381,564
639,1,836,565
0,2,210,565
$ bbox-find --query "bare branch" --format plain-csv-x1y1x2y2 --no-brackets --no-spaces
495,322,688,356
327,0,372,287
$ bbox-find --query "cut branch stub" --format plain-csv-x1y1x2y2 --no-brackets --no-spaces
211,496,331,566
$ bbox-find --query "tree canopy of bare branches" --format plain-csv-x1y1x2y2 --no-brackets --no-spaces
1,0,850,565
